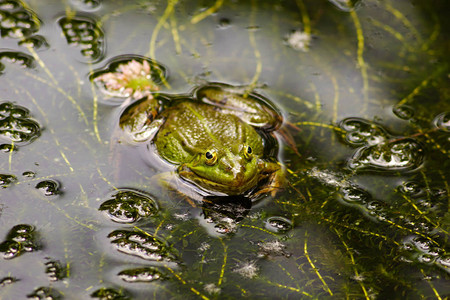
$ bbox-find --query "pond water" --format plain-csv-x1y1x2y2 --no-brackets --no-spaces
0,0,449,299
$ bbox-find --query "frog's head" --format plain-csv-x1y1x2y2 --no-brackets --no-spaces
178,145,263,196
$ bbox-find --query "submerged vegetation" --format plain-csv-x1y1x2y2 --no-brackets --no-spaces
0,0,449,299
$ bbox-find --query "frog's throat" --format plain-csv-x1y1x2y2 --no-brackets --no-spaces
177,165,259,195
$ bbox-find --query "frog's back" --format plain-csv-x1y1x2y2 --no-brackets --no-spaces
154,101,263,164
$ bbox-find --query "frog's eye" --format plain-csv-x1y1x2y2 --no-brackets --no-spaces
244,145,253,160
205,150,217,165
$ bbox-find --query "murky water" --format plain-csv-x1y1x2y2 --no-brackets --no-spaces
0,0,449,299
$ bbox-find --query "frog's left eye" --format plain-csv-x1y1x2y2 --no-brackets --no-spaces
205,150,217,165
243,145,253,160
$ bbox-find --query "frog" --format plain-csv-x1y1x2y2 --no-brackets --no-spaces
118,83,285,198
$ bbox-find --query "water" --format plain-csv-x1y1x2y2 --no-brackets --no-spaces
0,0,449,299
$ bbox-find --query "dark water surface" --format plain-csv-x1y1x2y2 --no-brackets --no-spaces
0,0,449,299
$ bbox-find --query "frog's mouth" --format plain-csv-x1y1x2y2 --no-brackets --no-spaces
178,164,259,196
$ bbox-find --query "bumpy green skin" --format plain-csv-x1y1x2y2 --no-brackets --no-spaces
121,84,283,196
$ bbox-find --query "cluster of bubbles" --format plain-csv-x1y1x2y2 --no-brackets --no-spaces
44,259,66,282
0,0,47,49
58,15,104,61
26,286,63,300
99,190,158,223
108,229,175,262
96,188,173,290
0,101,41,148
0,224,39,259
339,118,424,172
0,51,35,74
401,235,450,274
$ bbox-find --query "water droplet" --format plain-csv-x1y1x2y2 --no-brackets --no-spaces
35,180,61,196
118,267,166,282
99,189,158,223
433,112,450,132
393,105,415,120
265,216,292,233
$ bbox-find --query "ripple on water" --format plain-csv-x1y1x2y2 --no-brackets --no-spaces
99,189,159,223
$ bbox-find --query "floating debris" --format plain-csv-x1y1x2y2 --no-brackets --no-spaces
92,55,167,100
285,29,311,52
233,260,259,279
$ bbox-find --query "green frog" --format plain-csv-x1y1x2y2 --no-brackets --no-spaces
119,83,284,198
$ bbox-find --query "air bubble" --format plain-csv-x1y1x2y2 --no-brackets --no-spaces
35,180,61,196
393,105,415,120
265,216,293,233
433,112,450,132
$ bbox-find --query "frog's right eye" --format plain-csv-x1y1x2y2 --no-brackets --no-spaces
205,150,217,165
